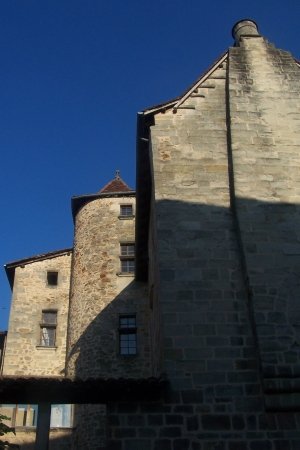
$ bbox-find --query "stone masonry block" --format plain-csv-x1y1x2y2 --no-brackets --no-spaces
202,415,231,430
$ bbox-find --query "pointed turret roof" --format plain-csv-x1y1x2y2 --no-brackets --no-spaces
99,170,133,194
71,171,135,219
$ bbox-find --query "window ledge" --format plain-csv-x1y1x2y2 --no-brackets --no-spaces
36,346,57,350
118,215,135,220
116,272,135,277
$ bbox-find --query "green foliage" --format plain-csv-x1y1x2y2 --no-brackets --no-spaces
0,414,15,437
0,414,15,449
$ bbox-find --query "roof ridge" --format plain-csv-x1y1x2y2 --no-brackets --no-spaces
140,50,228,115
99,170,134,194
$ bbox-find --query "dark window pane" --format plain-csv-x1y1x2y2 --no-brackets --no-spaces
120,244,135,256
121,259,135,273
119,316,136,328
47,271,58,286
119,332,137,355
120,205,133,216
42,311,57,324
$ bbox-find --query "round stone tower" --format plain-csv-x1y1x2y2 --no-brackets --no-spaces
66,172,138,379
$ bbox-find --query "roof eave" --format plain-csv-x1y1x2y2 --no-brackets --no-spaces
141,50,228,116
71,191,136,221
5,248,73,290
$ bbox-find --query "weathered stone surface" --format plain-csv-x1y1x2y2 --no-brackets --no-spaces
66,195,151,379
3,252,71,376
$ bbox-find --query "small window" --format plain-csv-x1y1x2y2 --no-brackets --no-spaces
119,315,137,355
120,244,135,274
120,205,133,217
121,259,135,273
47,271,58,286
40,310,57,347
121,244,135,256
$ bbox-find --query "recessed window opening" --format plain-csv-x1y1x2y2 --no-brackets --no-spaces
119,315,137,355
120,205,133,217
47,271,58,286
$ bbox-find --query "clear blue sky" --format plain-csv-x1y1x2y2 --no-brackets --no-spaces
1,0,300,329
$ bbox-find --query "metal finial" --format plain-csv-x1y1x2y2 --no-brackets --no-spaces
115,170,120,179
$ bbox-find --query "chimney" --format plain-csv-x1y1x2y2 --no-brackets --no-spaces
232,19,259,45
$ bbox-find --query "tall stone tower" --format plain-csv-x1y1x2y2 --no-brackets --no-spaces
66,172,151,379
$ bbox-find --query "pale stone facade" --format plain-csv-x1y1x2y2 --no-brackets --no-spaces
3,250,72,376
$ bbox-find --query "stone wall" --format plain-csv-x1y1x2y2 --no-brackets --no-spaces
3,252,71,376
148,54,263,407
71,404,106,449
228,34,300,407
107,400,300,450
120,23,300,449
66,195,151,379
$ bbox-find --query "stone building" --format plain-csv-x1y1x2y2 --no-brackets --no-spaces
1,19,300,450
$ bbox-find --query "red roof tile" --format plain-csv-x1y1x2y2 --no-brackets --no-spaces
99,171,133,194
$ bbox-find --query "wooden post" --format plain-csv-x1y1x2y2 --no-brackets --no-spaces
35,403,51,450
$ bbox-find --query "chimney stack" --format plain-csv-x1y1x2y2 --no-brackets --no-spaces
232,19,259,45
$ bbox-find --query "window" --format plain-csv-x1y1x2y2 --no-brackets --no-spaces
0,404,73,428
47,271,58,286
0,404,38,427
50,404,72,428
40,310,57,347
120,204,133,217
120,244,135,256
119,315,137,355
120,243,135,274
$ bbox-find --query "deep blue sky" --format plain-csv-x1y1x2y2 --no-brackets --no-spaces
1,0,300,329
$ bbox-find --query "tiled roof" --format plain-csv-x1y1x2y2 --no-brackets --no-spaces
99,170,133,194
5,248,73,289
0,376,168,403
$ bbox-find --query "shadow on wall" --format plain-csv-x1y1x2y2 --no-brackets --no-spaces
67,197,300,383
66,279,152,380
0,430,72,450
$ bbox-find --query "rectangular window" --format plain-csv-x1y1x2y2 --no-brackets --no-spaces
0,404,72,428
50,404,72,428
40,310,57,347
47,271,58,286
0,404,38,428
119,315,137,355
120,244,135,256
120,205,133,217
120,244,135,274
